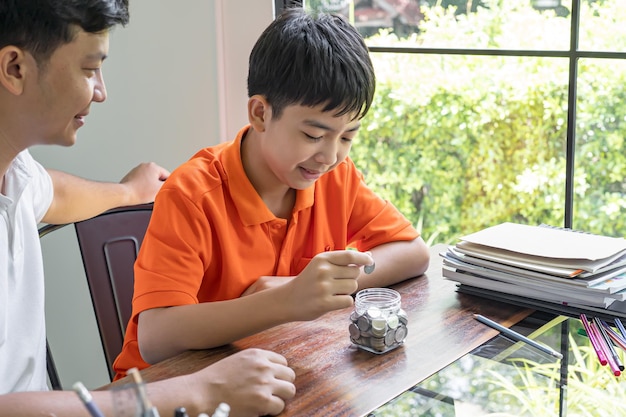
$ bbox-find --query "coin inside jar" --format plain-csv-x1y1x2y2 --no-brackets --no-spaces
394,325,408,343
366,306,382,319
387,314,399,330
370,318,387,337
349,323,361,339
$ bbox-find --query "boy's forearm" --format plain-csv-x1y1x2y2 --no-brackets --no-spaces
356,237,430,290
138,288,292,364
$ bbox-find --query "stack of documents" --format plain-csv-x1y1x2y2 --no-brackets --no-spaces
441,223,626,319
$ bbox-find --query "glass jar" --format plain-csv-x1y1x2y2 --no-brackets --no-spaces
349,288,408,354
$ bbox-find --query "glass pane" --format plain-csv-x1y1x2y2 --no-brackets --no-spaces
579,0,626,53
371,315,626,416
573,58,626,236
351,53,569,244
305,0,572,50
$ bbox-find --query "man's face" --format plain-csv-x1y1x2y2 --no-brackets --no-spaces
260,103,361,190
25,28,109,147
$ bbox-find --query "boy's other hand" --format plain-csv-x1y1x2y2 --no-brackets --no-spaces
285,250,374,321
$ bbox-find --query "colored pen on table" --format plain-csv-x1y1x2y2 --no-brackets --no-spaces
580,314,608,366
72,381,105,417
473,314,563,359
594,317,624,372
589,319,622,376
615,318,626,339
601,320,626,352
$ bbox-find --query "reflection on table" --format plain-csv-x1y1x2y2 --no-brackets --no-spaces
370,312,626,417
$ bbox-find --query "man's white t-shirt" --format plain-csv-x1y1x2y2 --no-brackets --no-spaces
0,150,54,393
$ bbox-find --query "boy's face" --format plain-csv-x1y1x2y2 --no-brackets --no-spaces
23,28,109,147
261,102,361,190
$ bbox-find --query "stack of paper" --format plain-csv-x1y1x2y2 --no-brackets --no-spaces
441,223,626,318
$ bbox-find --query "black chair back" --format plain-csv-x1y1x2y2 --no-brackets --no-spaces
40,203,153,388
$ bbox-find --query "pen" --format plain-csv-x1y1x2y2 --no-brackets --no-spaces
128,367,160,417
211,403,231,417
594,317,624,372
580,314,608,366
72,381,105,417
589,319,621,376
601,320,626,352
615,318,626,339
474,314,563,359
174,407,189,417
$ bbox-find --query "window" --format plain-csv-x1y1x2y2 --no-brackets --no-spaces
294,1,626,243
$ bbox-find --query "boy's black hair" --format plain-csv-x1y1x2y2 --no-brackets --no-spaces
248,8,376,121
0,0,129,65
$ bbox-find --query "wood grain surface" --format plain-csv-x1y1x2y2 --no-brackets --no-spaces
104,244,533,416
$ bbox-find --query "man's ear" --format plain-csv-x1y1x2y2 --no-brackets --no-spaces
248,94,271,133
0,46,29,95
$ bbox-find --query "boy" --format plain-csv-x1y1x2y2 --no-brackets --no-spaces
0,1,295,416
114,7,430,375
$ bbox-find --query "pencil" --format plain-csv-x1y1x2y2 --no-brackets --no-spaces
580,314,608,366
72,381,105,417
473,314,563,359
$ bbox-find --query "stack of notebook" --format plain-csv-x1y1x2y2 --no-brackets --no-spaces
440,223,626,319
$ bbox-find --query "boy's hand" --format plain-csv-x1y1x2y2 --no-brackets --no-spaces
284,250,374,321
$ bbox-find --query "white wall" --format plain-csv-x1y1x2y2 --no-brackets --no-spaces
32,0,273,389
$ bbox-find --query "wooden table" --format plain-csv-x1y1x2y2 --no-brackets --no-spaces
106,244,532,416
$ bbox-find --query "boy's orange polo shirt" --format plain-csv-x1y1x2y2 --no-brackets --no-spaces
113,126,419,378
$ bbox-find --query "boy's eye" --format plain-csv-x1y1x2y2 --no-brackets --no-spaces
304,132,323,141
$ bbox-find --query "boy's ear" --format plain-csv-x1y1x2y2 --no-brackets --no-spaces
248,94,271,132
0,46,29,95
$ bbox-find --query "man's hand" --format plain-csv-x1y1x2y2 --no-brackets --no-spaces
120,162,170,204
186,348,296,417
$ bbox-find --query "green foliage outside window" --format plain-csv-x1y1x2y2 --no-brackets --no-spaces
345,0,626,244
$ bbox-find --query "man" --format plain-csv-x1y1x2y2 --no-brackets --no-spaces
0,1,295,416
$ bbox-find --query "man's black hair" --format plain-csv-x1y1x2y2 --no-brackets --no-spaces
0,0,129,64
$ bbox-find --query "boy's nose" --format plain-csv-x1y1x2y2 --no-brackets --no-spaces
316,142,339,166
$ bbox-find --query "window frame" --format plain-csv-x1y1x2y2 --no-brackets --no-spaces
288,0,626,229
